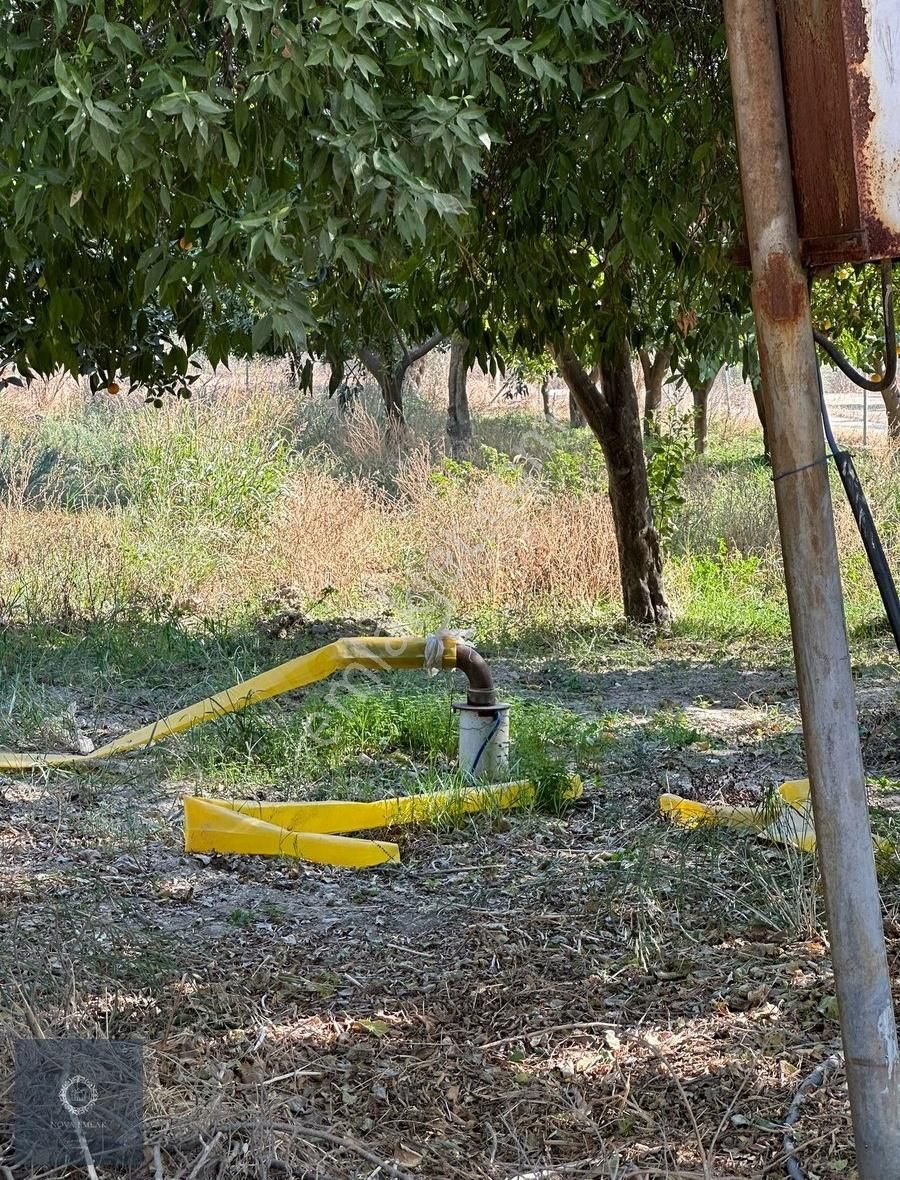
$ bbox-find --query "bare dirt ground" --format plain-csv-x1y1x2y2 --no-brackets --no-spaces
2,640,899,1180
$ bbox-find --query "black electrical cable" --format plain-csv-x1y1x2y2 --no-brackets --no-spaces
813,258,896,392
783,1053,843,1180
470,712,503,777
810,258,900,656
814,358,900,655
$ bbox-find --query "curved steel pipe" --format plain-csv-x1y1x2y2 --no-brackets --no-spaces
454,642,497,708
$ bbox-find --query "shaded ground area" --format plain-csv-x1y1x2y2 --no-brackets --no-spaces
1,620,899,1179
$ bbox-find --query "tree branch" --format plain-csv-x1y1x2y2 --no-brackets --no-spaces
357,347,385,383
638,348,653,386
553,346,609,417
639,346,672,388
651,345,673,384
368,274,409,359
392,331,446,388
404,331,445,368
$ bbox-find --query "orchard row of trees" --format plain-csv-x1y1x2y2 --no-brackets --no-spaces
0,1,894,624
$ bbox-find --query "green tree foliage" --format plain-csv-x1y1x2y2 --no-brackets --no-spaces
1,0,616,392
445,0,744,624
454,1,742,366
811,263,896,379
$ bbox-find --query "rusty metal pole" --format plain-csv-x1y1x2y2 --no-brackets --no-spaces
723,0,900,1173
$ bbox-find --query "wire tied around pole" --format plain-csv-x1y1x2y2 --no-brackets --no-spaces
813,258,896,393
771,454,831,483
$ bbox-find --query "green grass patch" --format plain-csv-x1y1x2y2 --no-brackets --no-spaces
171,682,608,813
671,547,789,641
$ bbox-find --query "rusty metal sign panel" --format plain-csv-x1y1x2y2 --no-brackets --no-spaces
775,0,900,266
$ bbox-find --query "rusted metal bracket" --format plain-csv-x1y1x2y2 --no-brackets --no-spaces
775,0,900,267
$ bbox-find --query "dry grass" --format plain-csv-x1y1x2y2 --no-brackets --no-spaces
0,360,897,654
0,360,897,653
0,747,864,1180
0,372,623,632
393,451,619,619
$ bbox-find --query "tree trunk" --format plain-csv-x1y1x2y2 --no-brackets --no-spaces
358,334,443,433
287,349,299,387
750,378,771,459
569,389,586,428
556,339,671,626
446,337,473,458
358,348,406,428
407,356,428,392
381,371,405,428
639,347,672,435
540,376,551,420
691,372,718,455
881,381,900,443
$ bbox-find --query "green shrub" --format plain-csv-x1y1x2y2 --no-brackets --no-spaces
122,416,290,527
646,413,694,543
540,442,606,494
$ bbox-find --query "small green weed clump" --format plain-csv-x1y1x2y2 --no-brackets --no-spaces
645,412,694,543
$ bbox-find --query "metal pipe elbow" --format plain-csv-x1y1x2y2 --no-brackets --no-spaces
454,642,497,708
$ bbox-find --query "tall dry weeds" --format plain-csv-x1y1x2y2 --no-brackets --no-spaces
393,456,620,620
0,359,894,634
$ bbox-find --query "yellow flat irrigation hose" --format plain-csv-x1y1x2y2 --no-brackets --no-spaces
183,777,584,869
660,778,817,851
0,636,457,772
1,633,587,870
184,803,403,869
